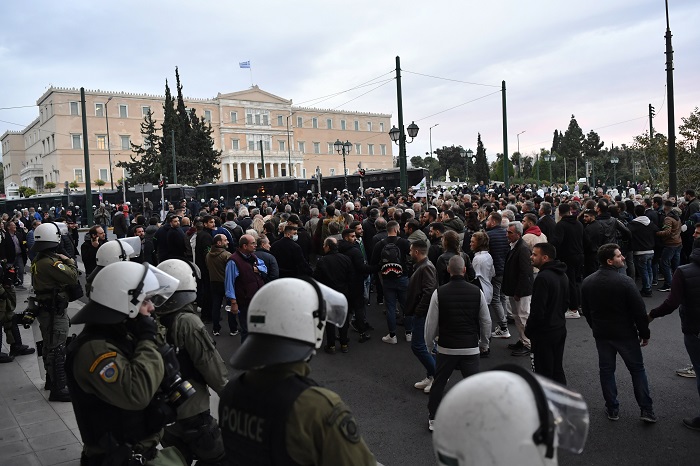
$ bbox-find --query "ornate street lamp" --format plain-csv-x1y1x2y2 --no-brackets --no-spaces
334,139,352,190
543,153,554,184
610,156,619,186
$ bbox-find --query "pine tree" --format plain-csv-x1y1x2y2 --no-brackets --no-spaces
473,133,490,183
188,111,222,185
160,79,178,181
551,129,562,155
559,115,585,165
117,110,161,185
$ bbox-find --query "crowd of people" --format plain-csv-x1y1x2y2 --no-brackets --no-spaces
1,179,700,464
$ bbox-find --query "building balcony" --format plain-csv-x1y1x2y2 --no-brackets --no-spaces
19,163,43,177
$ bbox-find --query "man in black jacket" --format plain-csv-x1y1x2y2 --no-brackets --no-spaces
551,203,584,319
537,201,556,240
338,228,375,343
581,243,655,423
270,224,312,278
486,212,511,337
629,205,659,297
526,243,569,385
502,221,534,356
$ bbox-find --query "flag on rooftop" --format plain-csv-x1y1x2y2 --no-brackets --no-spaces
239,61,251,69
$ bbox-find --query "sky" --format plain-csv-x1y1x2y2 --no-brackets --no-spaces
1,0,699,164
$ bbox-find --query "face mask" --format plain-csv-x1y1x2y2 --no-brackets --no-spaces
292,234,299,242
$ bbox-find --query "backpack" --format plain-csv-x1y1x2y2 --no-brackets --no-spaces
380,240,404,279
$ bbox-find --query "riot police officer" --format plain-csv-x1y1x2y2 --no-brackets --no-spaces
155,259,228,465
66,261,188,465
0,251,35,363
30,222,79,401
219,277,376,465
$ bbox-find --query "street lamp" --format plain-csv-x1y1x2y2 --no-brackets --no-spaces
105,96,114,190
460,148,475,183
610,155,619,186
516,130,525,177
543,153,554,184
334,139,352,190
428,124,439,159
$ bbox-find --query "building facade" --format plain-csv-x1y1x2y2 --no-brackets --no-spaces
1,85,394,194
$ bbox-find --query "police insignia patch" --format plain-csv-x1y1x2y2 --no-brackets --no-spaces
56,263,66,270
338,414,361,443
99,362,118,383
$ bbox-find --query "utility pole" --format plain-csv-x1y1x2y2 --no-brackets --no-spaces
259,140,266,178
396,56,408,193
649,104,655,139
171,130,177,184
80,88,93,227
501,81,509,189
665,0,677,196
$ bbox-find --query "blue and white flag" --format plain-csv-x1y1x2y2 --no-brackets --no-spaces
239,61,251,69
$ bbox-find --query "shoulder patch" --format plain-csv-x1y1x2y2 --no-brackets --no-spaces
53,261,66,270
90,352,117,372
338,413,361,444
98,362,119,383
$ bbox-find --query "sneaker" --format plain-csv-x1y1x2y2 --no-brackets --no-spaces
230,329,240,336
511,347,531,357
658,285,671,292
405,332,413,342
640,410,657,423
212,331,220,336
682,417,700,431
10,344,35,356
428,419,435,432
382,334,397,344
424,382,433,394
359,333,371,343
676,365,696,378
340,344,349,353
491,327,511,339
324,346,336,354
507,340,524,350
606,407,620,421
415,376,434,390
377,298,384,305
651,280,658,286
565,310,581,319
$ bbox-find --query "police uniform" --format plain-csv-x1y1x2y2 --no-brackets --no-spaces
158,303,228,464
0,262,18,361
66,322,187,466
31,249,78,399
218,361,376,466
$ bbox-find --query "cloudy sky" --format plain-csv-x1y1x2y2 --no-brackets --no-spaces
1,0,698,163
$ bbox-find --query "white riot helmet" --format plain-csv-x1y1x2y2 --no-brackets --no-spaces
72,262,179,325
433,364,589,466
31,222,62,252
156,259,201,312
229,278,348,370
95,237,139,267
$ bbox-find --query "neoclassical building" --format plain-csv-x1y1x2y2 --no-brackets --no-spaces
1,85,394,193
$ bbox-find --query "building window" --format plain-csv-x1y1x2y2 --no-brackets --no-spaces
99,168,108,182
74,168,84,183
277,115,284,126
142,106,151,116
204,110,212,122
354,120,359,131
380,122,385,133
313,142,320,154
368,144,374,155
230,111,238,123
355,143,361,155
367,122,372,132
312,118,318,129
327,118,332,129
297,116,303,128
232,139,239,150
247,134,271,151
95,103,104,117
120,135,130,150
330,168,336,176
70,101,79,116
119,105,128,118
71,134,82,149
96,135,107,150
279,140,286,151
281,166,287,177
380,144,387,156
298,141,305,153
327,143,333,154
246,108,270,126
341,120,346,130
302,168,307,178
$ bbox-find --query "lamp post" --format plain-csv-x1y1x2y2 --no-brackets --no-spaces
105,96,114,190
428,124,439,159
389,56,420,193
610,156,619,186
543,153,554,184
334,139,352,191
516,130,525,178
460,148,475,183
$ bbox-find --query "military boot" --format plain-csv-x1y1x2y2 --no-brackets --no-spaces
47,345,71,402
9,317,35,356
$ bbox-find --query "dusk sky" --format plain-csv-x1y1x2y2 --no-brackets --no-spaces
1,0,698,163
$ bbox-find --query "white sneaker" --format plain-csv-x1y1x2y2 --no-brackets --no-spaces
428,419,434,432
491,327,511,338
565,310,581,319
405,332,413,342
415,376,434,390
424,382,433,394
382,334,398,344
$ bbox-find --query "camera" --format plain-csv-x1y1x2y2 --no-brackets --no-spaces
158,344,196,408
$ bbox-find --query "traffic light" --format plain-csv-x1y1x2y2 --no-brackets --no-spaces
359,168,365,178
158,178,164,189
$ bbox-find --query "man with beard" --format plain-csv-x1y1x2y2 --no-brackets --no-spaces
551,203,584,319
427,222,445,266
271,224,312,278
338,228,374,343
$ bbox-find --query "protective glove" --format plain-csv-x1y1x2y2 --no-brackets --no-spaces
126,314,158,342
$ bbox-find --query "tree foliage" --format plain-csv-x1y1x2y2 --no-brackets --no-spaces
410,155,441,181
117,110,161,184
559,115,585,167
434,145,467,181
490,153,514,182
44,181,56,192
18,186,36,197
473,133,490,184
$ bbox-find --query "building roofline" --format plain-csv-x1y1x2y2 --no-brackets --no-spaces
291,105,391,118
36,86,217,105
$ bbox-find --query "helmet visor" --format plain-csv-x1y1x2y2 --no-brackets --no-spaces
142,264,179,307
315,280,348,328
536,374,589,454
118,237,142,258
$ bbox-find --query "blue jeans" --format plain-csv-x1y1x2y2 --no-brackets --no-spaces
595,338,653,411
684,333,700,402
633,253,653,292
411,316,436,378
383,276,411,334
660,245,681,283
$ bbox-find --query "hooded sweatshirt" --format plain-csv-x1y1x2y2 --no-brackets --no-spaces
628,215,658,254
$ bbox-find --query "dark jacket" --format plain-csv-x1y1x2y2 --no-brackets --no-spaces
502,238,533,298
551,215,584,261
270,236,312,278
581,266,650,340
112,211,129,237
338,239,376,306
525,260,568,339
254,249,279,282
650,246,700,335
405,257,437,318
628,216,658,253
436,277,482,349
313,250,354,299
537,215,556,241
486,226,509,276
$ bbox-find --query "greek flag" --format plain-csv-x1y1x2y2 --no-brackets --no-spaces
239,61,251,69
